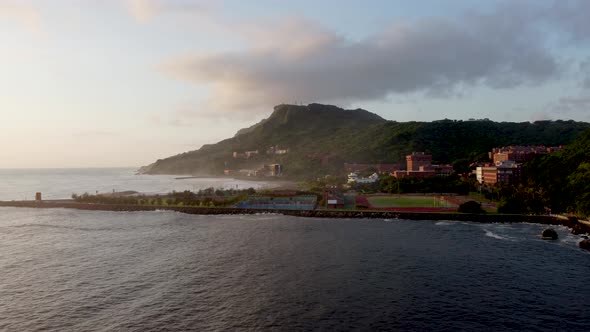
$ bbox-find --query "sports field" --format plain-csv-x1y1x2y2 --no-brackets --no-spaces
367,195,457,208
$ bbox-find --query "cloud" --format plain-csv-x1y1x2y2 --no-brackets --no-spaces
530,111,552,122
127,0,213,23
151,101,262,128
544,0,590,43
71,130,119,138
550,95,590,115
148,0,590,123
0,2,41,32
579,58,590,89
158,2,576,115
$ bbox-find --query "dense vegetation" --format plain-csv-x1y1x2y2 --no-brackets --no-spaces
143,103,590,179
458,201,486,214
72,187,256,207
495,129,590,217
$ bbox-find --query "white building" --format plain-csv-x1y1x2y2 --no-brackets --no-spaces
347,172,379,184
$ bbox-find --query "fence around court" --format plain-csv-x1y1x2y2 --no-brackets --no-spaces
356,194,459,212
235,195,318,210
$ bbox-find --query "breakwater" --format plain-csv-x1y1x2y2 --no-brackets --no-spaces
1,200,588,232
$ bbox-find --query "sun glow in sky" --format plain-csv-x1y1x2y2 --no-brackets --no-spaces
1,0,590,168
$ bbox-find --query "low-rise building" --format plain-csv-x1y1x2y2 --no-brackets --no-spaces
476,160,522,185
490,145,563,164
344,163,400,174
347,172,379,184
406,152,432,171
266,145,289,155
392,153,454,178
254,164,282,177
393,169,436,179
233,150,259,159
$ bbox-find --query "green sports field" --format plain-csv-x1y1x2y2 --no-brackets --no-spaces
367,196,457,208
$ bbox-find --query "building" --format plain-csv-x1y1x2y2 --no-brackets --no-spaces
490,145,563,164
325,191,345,209
430,165,454,176
254,164,282,177
393,169,436,179
344,163,401,174
476,161,522,185
406,152,432,171
347,172,379,184
392,152,454,178
267,145,289,155
267,164,282,176
233,150,259,159
238,169,256,176
245,150,259,158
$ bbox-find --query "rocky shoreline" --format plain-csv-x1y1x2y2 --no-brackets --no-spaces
1,200,589,232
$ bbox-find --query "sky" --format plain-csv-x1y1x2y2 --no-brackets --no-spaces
1,0,590,168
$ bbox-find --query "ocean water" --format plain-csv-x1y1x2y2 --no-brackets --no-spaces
0,168,275,201
1,169,590,331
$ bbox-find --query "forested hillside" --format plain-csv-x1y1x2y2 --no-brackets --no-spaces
521,129,590,217
142,104,590,178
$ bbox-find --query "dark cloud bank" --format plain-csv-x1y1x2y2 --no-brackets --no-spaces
161,0,590,115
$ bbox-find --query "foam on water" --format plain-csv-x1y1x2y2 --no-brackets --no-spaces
483,228,512,240
435,220,455,226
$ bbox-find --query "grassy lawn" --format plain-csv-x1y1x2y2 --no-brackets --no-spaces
367,195,457,208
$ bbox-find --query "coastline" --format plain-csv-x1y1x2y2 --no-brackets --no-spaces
1,200,588,233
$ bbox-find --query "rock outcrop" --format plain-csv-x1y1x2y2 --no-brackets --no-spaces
579,239,590,251
542,228,558,240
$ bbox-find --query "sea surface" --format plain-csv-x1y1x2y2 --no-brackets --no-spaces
1,169,590,331
0,168,275,201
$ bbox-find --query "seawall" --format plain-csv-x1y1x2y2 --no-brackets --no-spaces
1,200,588,232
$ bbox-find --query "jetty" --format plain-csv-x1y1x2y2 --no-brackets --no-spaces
1,200,589,233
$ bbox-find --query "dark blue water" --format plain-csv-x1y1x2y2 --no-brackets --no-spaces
1,207,589,331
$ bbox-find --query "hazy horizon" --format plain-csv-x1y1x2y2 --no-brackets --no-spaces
2,0,590,168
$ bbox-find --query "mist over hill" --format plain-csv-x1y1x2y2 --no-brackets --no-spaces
141,104,590,178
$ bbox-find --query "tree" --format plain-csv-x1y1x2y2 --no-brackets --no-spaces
458,200,486,214
497,197,526,214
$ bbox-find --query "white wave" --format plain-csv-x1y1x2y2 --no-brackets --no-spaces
435,221,455,226
483,229,510,240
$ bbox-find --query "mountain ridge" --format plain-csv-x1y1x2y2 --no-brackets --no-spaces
142,104,590,178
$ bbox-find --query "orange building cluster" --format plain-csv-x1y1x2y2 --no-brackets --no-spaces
392,152,454,178
490,145,562,164
477,145,563,185
476,161,522,185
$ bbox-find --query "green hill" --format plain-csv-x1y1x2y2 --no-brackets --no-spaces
523,129,590,216
142,103,590,178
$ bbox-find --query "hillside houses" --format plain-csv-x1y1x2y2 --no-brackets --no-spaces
476,145,562,185
490,145,563,164
233,145,289,159
233,150,259,159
